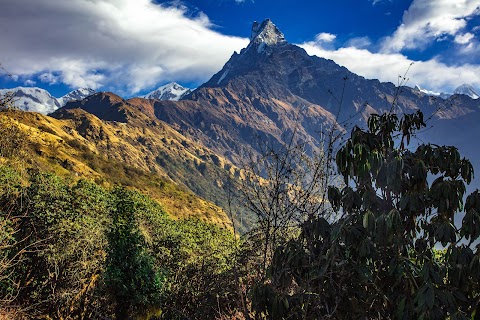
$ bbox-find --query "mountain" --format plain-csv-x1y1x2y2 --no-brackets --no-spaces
0,86,95,114
143,82,191,101
415,84,480,100
414,85,451,99
453,84,479,99
0,87,61,114
148,19,479,165
58,87,96,105
6,19,479,230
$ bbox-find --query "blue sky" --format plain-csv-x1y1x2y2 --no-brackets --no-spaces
1,0,479,97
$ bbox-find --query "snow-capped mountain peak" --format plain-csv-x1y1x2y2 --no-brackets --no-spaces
413,84,479,100
143,82,191,101
58,88,96,106
0,87,96,114
454,84,479,100
0,87,61,114
250,19,286,46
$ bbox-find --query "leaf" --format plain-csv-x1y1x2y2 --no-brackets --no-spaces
426,286,434,309
395,296,406,320
363,210,375,233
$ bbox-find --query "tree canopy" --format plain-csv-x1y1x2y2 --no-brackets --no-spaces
252,111,480,319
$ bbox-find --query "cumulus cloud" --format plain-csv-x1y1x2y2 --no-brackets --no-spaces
0,0,248,94
344,36,372,49
300,41,480,93
314,33,337,44
39,72,59,85
24,79,36,86
381,0,480,53
455,32,475,44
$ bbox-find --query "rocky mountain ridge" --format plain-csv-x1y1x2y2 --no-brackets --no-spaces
151,20,480,165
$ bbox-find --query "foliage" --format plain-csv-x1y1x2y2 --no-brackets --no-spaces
104,187,163,319
251,111,480,319
0,164,240,319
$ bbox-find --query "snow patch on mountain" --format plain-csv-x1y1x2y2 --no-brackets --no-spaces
250,19,286,46
143,82,191,101
414,85,442,97
242,19,287,56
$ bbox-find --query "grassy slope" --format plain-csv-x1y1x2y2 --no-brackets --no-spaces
1,108,246,229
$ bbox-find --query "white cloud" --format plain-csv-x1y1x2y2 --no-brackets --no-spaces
0,0,248,94
455,32,475,44
300,41,480,93
381,0,480,52
345,36,372,49
24,79,36,86
39,72,59,85
315,32,337,44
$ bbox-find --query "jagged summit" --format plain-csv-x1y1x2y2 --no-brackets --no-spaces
143,82,191,101
201,19,296,86
250,19,286,47
454,84,479,99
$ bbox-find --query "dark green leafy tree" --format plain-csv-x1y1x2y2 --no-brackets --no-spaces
104,187,163,320
252,111,480,319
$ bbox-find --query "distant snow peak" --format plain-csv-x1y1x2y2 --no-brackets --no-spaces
414,83,479,100
0,87,96,114
454,84,479,100
58,88,96,106
250,19,286,48
144,82,191,101
414,85,441,97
